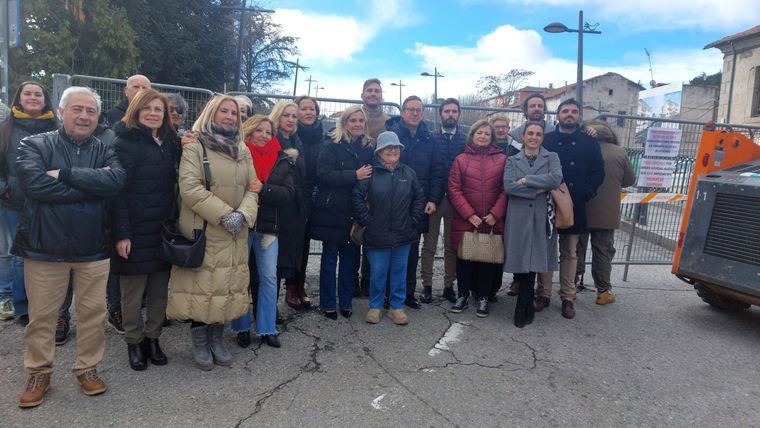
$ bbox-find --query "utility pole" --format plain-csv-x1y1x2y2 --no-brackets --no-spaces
286,58,308,96
304,76,318,96
1,0,20,103
224,1,274,92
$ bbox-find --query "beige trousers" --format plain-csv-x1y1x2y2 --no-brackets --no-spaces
24,259,110,375
420,196,457,288
536,234,579,301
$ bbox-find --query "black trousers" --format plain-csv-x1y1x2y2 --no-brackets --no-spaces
456,258,502,298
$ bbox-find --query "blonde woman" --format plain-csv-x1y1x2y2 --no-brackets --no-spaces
268,101,308,311
311,106,374,319
166,95,258,370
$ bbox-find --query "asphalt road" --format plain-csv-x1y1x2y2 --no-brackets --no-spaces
1,262,759,427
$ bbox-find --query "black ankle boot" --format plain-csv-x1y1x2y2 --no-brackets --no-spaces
142,338,168,365
128,343,148,371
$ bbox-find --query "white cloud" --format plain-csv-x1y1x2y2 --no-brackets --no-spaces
499,0,760,31
272,0,417,66
404,25,725,100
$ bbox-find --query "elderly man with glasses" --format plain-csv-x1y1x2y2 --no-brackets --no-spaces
384,95,438,310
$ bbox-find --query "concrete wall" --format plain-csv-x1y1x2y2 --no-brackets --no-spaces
680,85,719,122
714,34,760,125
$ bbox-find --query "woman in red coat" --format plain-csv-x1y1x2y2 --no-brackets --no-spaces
447,119,507,317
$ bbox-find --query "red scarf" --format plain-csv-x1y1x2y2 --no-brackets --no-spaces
246,137,281,182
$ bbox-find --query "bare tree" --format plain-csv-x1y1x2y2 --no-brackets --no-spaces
239,9,298,92
477,69,535,106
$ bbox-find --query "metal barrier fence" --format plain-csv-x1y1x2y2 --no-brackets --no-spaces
50,74,760,278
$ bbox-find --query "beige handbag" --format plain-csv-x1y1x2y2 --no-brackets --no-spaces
550,183,574,229
457,229,505,264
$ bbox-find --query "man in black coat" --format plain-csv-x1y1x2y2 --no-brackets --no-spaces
535,98,604,319
421,98,465,304
385,95,438,309
14,87,126,407
106,74,151,126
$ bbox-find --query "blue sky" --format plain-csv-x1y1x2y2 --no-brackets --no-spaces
269,0,760,101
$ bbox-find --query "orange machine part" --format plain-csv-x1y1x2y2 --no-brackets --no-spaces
672,130,760,274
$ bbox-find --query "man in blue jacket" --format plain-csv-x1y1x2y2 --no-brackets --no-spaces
535,98,604,319
386,95,437,309
15,87,126,408
421,98,466,304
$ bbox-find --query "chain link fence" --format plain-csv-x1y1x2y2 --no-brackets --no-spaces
50,74,760,278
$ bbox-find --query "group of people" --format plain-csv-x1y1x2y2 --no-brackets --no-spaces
0,74,635,409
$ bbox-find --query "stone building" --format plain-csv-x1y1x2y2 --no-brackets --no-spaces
705,25,760,125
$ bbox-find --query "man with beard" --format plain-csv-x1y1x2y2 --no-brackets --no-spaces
421,98,465,304
361,78,388,141
509,93,596,145
534,98,604,319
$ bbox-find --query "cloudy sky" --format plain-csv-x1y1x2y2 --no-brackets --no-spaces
269,0,760,102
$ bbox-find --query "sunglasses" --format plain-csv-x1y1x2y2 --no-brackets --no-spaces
170,107,184,115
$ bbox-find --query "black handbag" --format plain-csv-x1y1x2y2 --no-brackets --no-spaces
159,144,212,268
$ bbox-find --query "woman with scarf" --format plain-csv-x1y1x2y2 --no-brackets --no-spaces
268,101,307,313
166,95,258,370
285,95,324,310
111,89,178,370
0,81,58,322
311,106,374,319
230,115,296,349
503,122,563,328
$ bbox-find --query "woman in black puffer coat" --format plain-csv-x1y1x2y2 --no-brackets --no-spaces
0,81,58,320
311,106,374,319
111,89,179,371
287,95,324,310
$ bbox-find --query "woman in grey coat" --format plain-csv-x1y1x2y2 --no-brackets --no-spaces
503,122,563,328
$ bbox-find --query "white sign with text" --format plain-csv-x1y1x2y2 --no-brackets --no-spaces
637,158,675,188
644,127,682,158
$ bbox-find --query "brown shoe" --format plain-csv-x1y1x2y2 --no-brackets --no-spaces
507,281,519,296
366,308,382,324
76,368,107,396
534,296,550,312
296,283,312,309
561,300,576,319
596,291,616,305
284,285,302,310
19,373,51,408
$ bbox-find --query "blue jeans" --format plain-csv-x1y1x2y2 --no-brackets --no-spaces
319,242,359,311
0,206,13,300
366,244,410,310
231,232,279,335
4,208,26,315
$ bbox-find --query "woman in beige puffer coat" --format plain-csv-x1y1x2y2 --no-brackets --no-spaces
166,95,258,370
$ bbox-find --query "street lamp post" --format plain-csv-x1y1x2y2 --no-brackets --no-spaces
544,10,601,119
390,80,406,106
314,86,325,98
304,76,319,95
420,67,444,103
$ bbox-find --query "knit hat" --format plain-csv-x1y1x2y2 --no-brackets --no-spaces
374,131,405,154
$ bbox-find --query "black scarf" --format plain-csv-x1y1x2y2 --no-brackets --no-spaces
200,124,240,159
297,119,323,146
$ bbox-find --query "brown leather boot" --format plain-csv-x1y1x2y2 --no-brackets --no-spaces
76,368,107,396
285,284,302,310
296,283,312,309
19,373,51,408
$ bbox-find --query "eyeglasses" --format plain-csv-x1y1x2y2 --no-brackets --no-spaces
403,108,423,114
170,107,184,115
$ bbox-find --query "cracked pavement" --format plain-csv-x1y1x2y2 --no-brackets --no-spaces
2,262,760,427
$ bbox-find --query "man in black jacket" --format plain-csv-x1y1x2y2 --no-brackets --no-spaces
535,98,604,320
420,98,465,304
385,95,437,309
15,87,126,408
106,74,151,126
